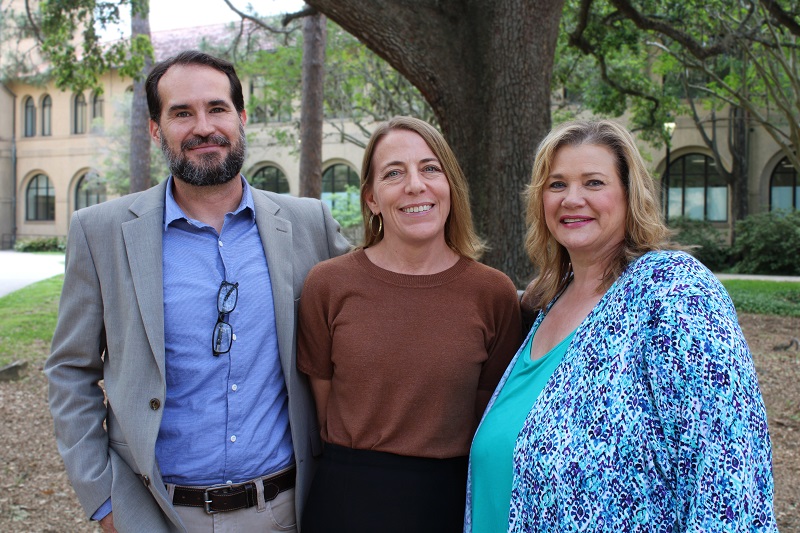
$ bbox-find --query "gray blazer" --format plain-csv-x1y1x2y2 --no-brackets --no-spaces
45,180,351,532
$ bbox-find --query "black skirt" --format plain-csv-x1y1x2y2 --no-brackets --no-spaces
302,443,468,533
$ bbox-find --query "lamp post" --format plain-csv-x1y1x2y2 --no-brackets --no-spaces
663,121,676,219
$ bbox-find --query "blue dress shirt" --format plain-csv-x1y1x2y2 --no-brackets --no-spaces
156,176,294,485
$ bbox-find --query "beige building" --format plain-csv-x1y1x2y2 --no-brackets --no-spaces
1,21,797,249
0,22,369,248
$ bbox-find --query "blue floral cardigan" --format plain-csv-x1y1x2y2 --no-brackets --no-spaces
466,250,776,532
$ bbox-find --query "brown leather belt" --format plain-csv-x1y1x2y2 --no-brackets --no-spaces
171,466,295,514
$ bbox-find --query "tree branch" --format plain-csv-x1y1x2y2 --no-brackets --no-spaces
760,0,800,37
221,0,294,34
24,0,43,43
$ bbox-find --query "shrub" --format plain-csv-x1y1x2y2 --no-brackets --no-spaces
13,236,66,253
732,210,800,275
669,217,732,272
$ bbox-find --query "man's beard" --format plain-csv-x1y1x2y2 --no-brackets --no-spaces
161,124,246,187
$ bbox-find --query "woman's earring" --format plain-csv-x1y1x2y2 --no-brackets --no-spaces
369,213,383,237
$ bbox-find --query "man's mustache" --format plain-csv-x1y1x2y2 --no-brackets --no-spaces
181,134,232,151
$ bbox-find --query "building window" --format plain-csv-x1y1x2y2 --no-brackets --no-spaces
770,157,799,211
41,95,52,136
73,93,87,134
92,91,104,120
75,172,107,210
664,153,728,222
322,163,359,210
251,106,267,124
23,96,36,137
250,165,290,194
26,174,55,221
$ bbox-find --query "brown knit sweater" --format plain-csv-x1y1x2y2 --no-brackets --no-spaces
297,249,522,459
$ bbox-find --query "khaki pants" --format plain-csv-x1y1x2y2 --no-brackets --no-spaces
169,484,296,533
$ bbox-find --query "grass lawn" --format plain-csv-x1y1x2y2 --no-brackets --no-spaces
721,279,800,317
0,275,63,367
1,275,798,368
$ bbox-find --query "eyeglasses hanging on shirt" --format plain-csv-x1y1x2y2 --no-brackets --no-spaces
212,281,238,356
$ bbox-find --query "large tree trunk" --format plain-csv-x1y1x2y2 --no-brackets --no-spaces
129,0,152,193
304,0,564,285
298,11,327,198
729,106,748,224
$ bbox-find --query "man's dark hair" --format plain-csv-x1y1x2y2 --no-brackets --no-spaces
145,50,245,123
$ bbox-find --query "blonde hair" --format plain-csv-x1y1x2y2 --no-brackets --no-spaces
524,119,673,308
359,116,485,260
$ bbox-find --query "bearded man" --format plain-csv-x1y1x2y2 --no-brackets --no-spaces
45,50,350,533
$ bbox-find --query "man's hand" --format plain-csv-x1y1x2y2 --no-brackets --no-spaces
99,512,118,533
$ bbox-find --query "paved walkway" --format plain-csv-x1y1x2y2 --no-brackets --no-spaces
0,251,66,298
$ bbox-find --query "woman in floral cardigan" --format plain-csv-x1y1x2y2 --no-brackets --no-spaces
467,119,776,532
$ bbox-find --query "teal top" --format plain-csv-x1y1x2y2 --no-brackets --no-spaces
469,327,575,532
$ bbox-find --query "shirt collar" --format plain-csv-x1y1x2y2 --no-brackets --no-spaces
163,175,255,230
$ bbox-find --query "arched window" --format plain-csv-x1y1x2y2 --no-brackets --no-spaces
26,174,55,221
92,91,104,120
23,96,36,137
250,106,267,124
41,95,52,136
770,157,799,211
322,163,359,210
664,153,728,222
73,93,87,134
75,172,107,210
250,165,290,194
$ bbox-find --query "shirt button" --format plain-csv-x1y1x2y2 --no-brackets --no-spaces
230,435,236,442
218,240,223,247
231,333,237,341
149,398,161,410
231,384,238,391
226,480,233,485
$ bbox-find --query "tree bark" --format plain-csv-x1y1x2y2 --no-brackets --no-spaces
729,106,748,225
304,0,564,285
129,0,152,193
298,11,327,199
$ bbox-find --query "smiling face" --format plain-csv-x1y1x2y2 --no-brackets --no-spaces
543,143,627,265
365,129,451,250
149,64,247,186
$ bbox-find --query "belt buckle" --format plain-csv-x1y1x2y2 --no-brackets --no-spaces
203,483,235,515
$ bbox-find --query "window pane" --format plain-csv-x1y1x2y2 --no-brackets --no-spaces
42,95,52,136
92,93,104,119
26,174,55,221
707,186,728,221
74,94,86,134
250,166,289,194
770,157,797,211
75,172,107,210
24,97,36,137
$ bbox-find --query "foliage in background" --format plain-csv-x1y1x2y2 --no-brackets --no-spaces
99,92,168,193
732,210,800,275
221,19,435,150
328,185,362,229
721,279,800,317
0,275,63,367
6,0,154,93
13,236,66,253
669,217,732,272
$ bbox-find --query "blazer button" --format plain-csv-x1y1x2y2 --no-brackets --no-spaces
142,475,151,487
149,398,161,410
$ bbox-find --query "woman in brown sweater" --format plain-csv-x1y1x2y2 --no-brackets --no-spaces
297,116,521,532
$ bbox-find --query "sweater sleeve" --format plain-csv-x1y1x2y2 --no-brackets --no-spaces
477,273,523,393
646,286,776,531
297,263,335,380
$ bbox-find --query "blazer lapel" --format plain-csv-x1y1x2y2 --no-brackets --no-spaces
253,191,295,375
121,182,167,377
